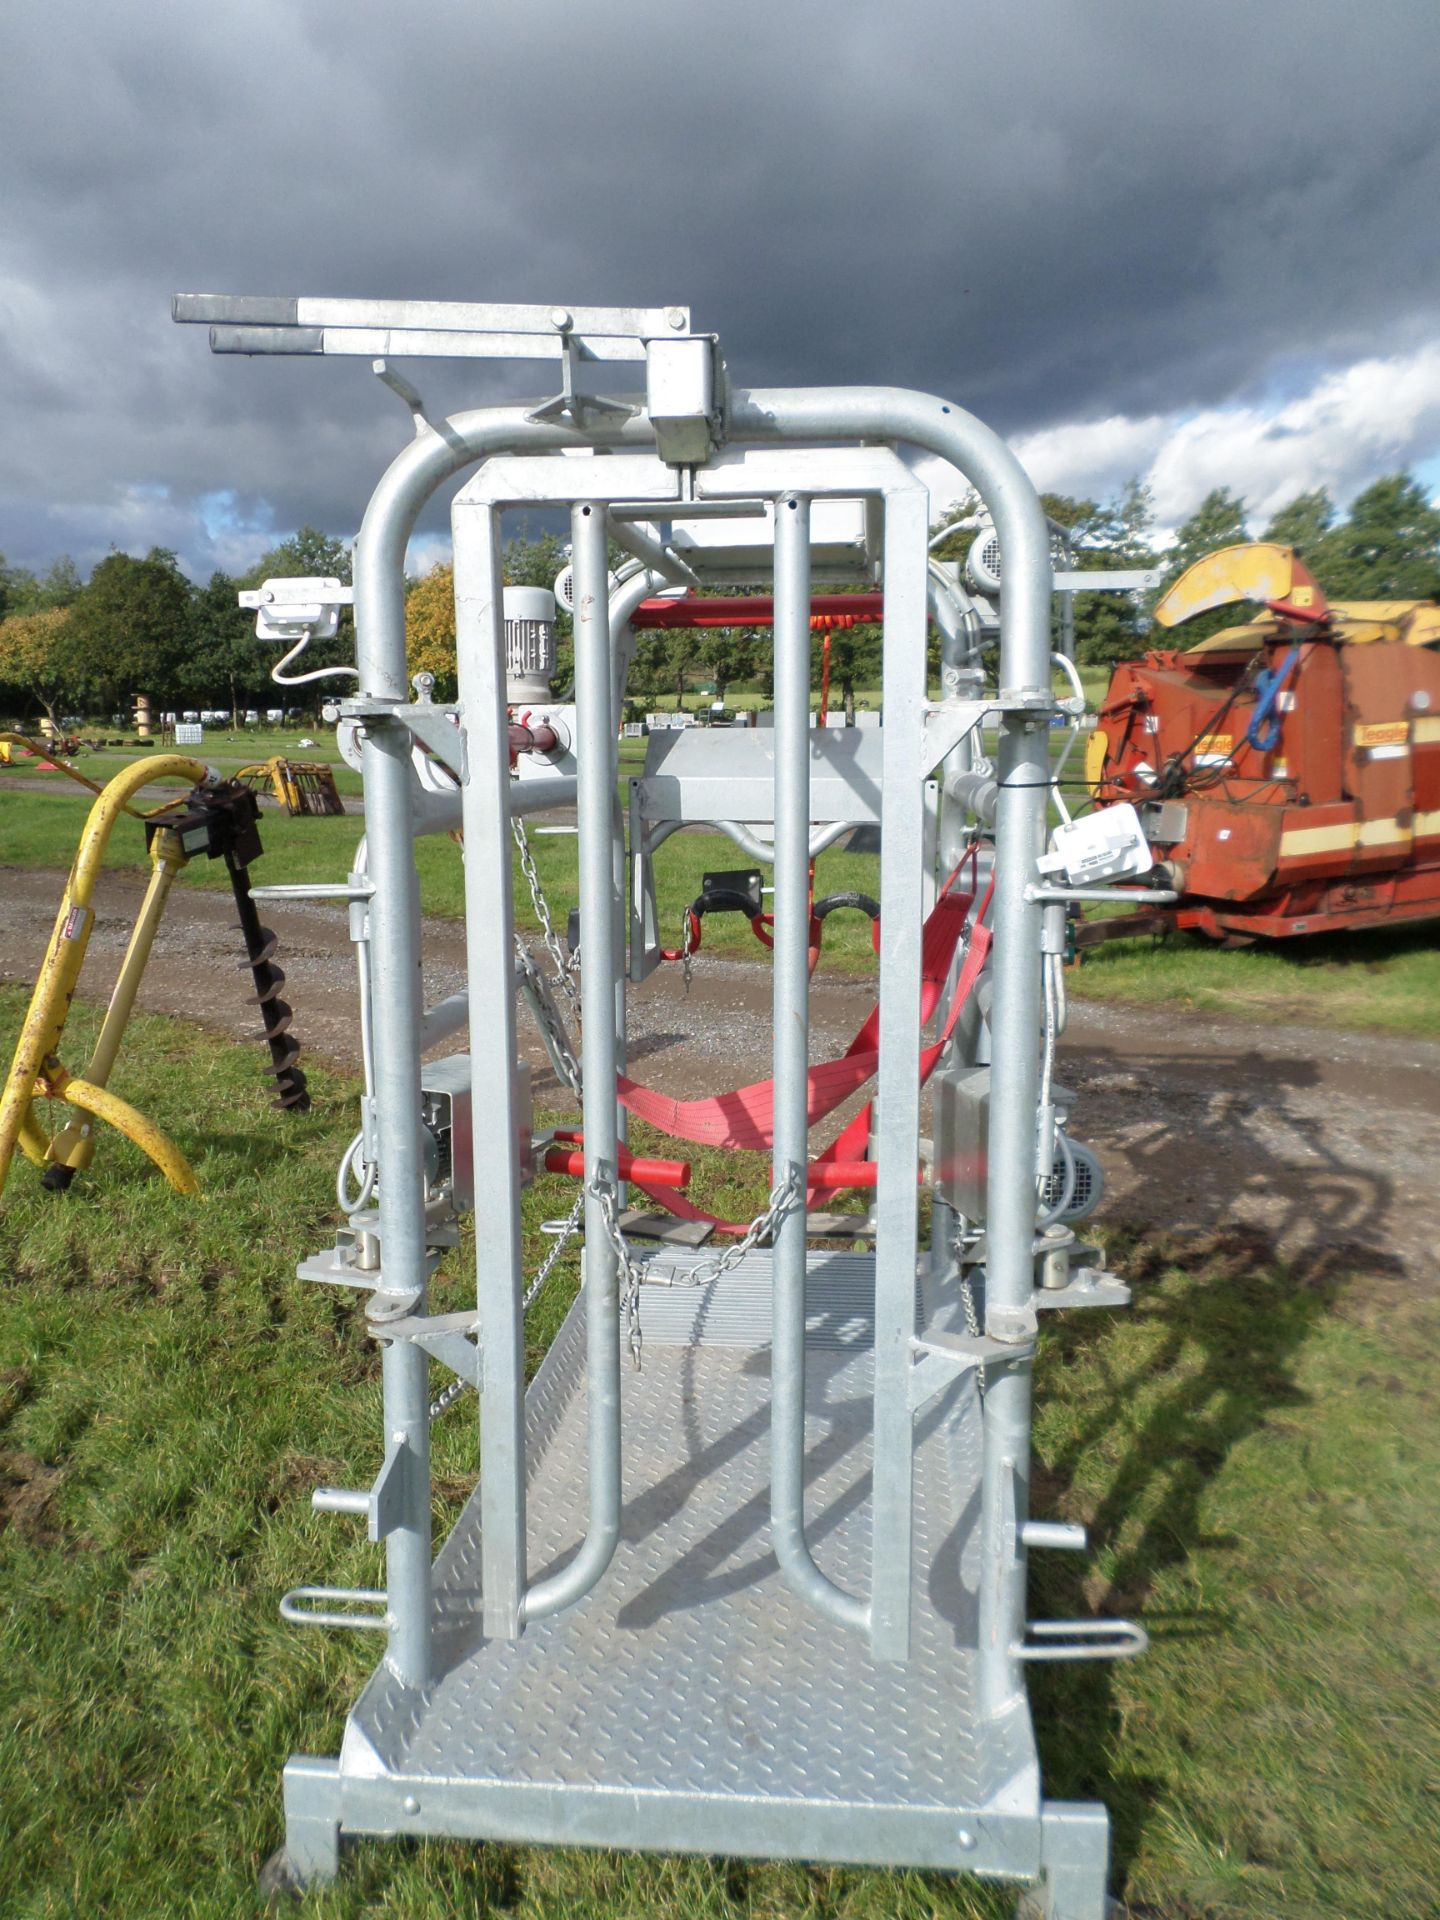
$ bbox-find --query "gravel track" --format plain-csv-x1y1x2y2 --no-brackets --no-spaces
1,867,1433,1284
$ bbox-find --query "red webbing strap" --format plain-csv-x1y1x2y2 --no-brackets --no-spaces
635,875,994,1229
615,889,973,1151
807,892,993,1186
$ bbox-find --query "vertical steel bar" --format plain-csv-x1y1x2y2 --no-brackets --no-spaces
976,700,1049,1715
453,500,529,1639
771,492,868,1636
360,712,432,1687
868,484,931,1661
524,499,622,1621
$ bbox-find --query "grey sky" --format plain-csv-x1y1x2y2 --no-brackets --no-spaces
3,0,1438,577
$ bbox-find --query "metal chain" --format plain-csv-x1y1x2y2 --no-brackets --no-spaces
663,1168,804,1291
523,1188,587,1314
953,1223,987,1399
514,936,583,1097
428,1187,587,1423
428,1371,471,1424
584,1174,654,1371
680,908,696,993
512,814,580,1005
591,1165,805,1371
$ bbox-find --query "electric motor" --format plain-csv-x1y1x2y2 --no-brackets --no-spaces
504,586,558,703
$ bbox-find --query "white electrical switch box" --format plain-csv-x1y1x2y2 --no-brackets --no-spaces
1036,802,1153,888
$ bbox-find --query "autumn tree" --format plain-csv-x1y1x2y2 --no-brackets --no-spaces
404,533,571,699
406,563,457,696
0,608,75,727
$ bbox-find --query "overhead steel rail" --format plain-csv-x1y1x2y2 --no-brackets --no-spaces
174,292,1142,1920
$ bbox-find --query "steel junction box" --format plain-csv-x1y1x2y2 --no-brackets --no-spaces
419,1054,533,1210
646,337,716,466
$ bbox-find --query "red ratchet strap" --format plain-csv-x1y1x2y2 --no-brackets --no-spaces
618,886,974,1151
632,905,991,1233
628,860,993,1233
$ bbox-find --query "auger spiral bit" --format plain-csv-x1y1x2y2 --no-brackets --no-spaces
228,874,311,1112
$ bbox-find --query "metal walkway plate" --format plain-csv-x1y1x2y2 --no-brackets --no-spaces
341,1251,1040,1868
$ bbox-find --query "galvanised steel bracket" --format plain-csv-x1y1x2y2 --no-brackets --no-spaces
907,1328,1034,1414
371,1307,481,1391
312,1435,411,1543
1033,1269,1132,1310
335,696,465,781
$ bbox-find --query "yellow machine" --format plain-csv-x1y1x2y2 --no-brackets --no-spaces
0,747,310,1199
237,756,345,816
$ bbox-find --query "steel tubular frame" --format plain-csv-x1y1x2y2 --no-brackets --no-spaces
239,363,1113,1911
349,393,1051,1695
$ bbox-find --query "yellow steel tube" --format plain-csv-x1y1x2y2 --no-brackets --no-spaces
16,1110,49,1167
41,1068,198,1195
0,754,207,1196
43,828,187,1179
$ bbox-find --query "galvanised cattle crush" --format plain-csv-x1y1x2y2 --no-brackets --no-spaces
175,294,1149,1919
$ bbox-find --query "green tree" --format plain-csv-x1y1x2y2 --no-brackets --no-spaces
240,526,356,688
1262,488,1334,558
243,526,352,587
629,631,672,703
1314,473,1440,601
696,624,759,705
57,548,196,716
1040,480,1157,666
0,553,81,623
809,620,880,714
1161,487,1250,584
187,571,265,723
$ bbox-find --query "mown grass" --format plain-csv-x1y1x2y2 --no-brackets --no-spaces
1072,917,1440,1038
1,728,366,798
6,772,1439,1035
0,787,885,971
1,989,1435,1917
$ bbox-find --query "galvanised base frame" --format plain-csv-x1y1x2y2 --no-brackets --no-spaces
179,297,1133,1918
282,1257,1110,1916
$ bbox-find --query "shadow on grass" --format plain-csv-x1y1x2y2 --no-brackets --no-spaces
1026,1195,1404,1892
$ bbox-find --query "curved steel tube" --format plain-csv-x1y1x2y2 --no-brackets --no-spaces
772,494,869,1632
523,499,623,1621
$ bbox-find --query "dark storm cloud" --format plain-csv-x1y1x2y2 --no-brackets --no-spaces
2,0,1437,574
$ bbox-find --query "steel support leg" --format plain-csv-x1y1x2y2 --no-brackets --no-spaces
279,1755,343,1887
1016,1802,1112,1920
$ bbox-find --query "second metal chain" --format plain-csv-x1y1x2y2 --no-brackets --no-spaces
513,814,580,1005
429,1187,587,1423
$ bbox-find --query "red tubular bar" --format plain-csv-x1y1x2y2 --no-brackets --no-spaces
631,593,885,629
543,1142,693,1189
803,1161,923,1191
508,721,559,761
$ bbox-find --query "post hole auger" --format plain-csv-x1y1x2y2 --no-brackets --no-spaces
0,765,309,1202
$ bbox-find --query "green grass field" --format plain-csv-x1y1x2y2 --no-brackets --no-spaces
4,768,1437,1035
0,992,1435,1917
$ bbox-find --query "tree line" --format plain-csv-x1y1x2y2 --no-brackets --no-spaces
0,529,352,729
4,472,1438,728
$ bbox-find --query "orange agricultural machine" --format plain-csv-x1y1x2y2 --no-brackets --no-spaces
1085,542,1440,943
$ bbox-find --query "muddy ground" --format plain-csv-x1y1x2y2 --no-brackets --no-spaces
1,867,1434,1285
